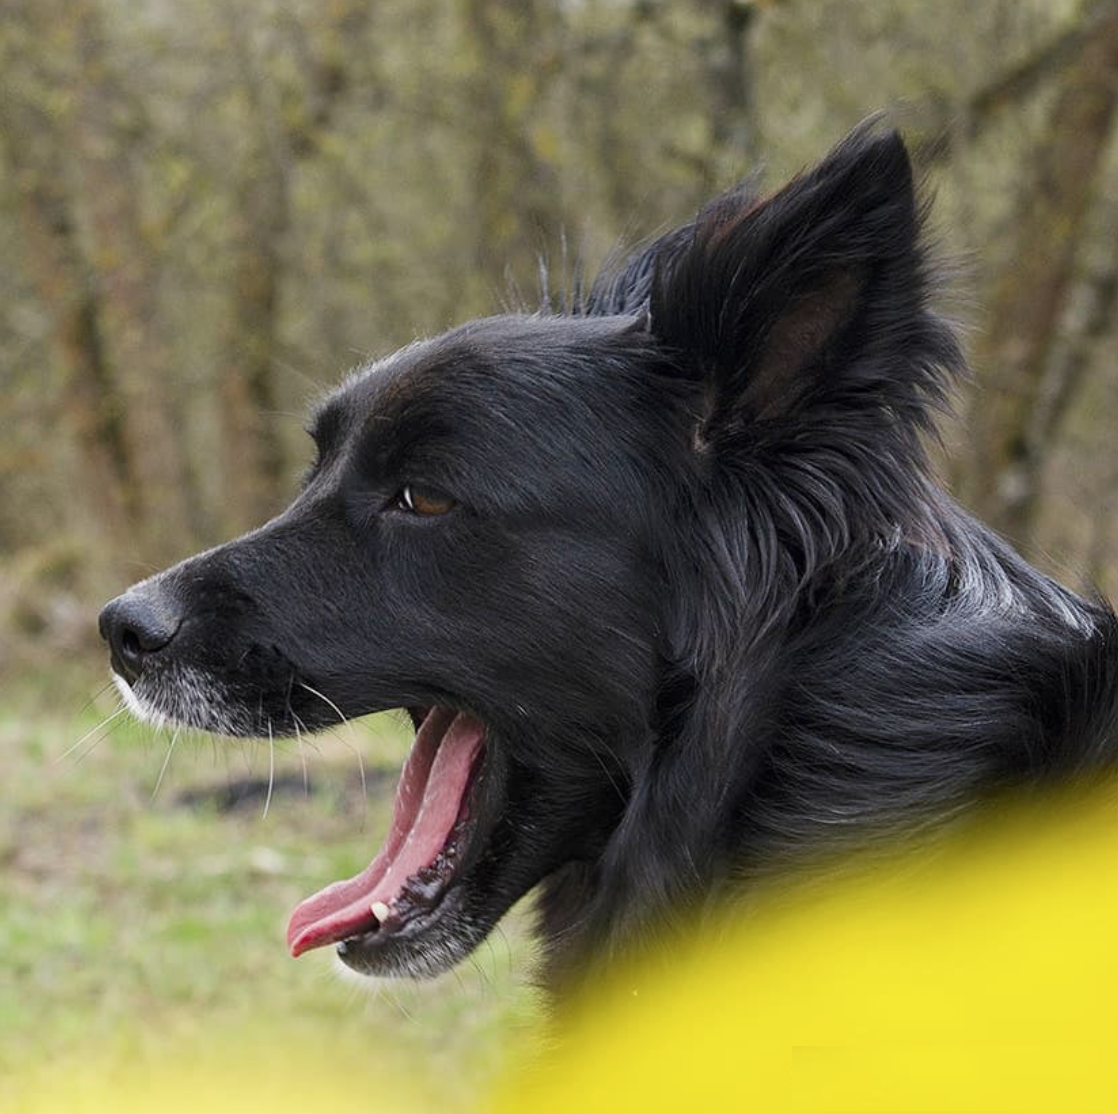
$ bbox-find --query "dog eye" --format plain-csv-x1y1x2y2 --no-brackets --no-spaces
395,484,455,516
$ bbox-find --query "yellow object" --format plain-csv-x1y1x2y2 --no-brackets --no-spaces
500,776,1118,1113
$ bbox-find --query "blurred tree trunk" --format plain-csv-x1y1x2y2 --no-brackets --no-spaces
218,144,289,535
574,17,649,227
1,140,135,543
71,3,201,562
698,0,761,186
462,0,564,300
580,0,761,229
217,2,371,534
1087,464,1118,598
0,0,137,548
962,3,1118,551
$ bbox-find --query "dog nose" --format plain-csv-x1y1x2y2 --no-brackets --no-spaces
98,591,182,683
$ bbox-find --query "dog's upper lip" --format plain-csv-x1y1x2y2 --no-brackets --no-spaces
286,707,485,957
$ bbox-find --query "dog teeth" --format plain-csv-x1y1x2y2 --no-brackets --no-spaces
370,901,390,922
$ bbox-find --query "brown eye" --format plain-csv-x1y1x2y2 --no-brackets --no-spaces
397,484,455,516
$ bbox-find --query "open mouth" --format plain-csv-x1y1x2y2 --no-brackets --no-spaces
286,706,486,960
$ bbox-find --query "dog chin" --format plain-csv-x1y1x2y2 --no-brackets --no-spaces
332,887,489,980
328,942,468,991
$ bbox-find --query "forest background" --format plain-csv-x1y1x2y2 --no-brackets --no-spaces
4,0,1118,666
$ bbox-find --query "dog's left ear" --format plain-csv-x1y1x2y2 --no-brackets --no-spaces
650,124,942,440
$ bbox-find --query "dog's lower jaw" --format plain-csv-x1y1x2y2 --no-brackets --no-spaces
332,886,490,979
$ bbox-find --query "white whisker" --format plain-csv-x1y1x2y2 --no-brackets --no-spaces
297,681,351,728
76,680,116,719
263,719,276,819
73,716,131,765
151,728,181,801
55,706,127,764
286,672,310,796
298,681,367,808
294,716,309,796
292,712,322,756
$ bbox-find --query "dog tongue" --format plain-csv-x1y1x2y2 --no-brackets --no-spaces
286,708,484,957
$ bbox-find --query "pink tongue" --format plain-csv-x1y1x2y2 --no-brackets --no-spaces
286,709,484,957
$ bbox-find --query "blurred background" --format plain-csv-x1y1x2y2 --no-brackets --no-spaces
2,0,1117,1107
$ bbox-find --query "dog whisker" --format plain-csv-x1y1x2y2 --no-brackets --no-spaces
263,718,276,819
56,705,127,765
150,728,181,801
293,715,309,797
291,712,322,757
297,681,367,809
296,681,351,730
451,965,469,997
329,729,368,813
492,922,514,978
285,672,310,797
381,986,417,1024
75,680,116,720
74,715,132,766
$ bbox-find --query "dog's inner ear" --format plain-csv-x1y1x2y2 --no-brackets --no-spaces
741,270,864,422
649,125,920,441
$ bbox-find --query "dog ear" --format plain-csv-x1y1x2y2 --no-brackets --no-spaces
650,124,941,441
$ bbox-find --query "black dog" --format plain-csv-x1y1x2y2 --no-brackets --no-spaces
99,122,1118,990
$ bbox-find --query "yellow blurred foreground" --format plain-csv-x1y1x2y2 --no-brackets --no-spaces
15,775,1118,1113
503,775,1118,1114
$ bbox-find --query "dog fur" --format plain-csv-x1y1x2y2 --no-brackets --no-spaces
100,122,1118,991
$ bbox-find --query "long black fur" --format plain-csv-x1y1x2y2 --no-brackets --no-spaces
100,121,1118,990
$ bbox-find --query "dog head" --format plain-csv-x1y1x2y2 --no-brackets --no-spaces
100,123,958,980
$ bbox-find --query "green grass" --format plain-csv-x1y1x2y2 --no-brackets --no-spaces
0,672,541,1109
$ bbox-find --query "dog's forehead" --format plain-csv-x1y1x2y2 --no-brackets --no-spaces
320,313,643,430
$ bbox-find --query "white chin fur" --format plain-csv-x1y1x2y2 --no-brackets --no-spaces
112,666,244,736
113,673,172,730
